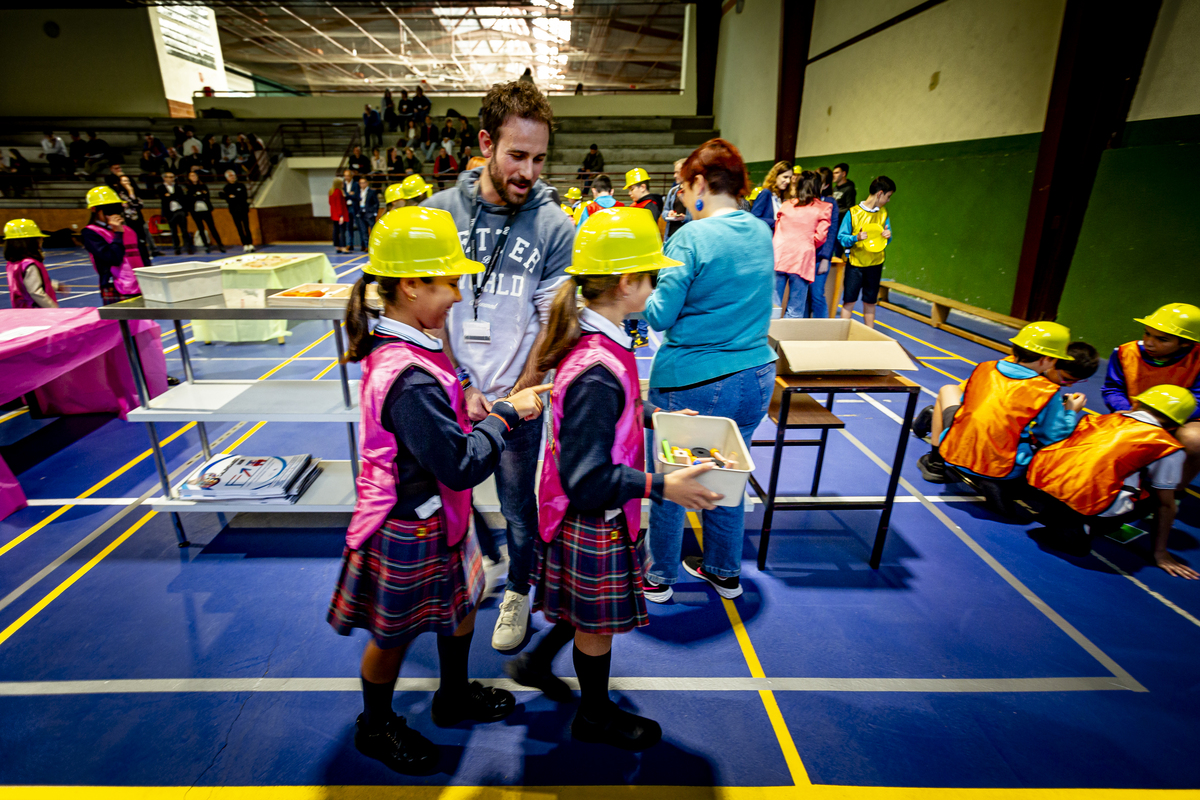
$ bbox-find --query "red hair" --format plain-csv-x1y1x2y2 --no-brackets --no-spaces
680,137,751,199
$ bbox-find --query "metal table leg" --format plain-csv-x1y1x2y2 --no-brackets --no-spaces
331,320,360,480
869,389,919,569
757,389,792,571
810,391,835,495
173,320,212,461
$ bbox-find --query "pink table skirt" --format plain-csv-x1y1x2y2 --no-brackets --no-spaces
0,309,168,519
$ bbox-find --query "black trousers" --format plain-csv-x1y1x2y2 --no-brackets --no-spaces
164,211,190,253
230,207,252,246
191,211,224,251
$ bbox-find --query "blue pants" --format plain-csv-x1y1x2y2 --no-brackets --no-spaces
624,318,648,342
646,362,776,583
355,214,372,249
495,411,543,595
806,260,830,318
774,272,810,319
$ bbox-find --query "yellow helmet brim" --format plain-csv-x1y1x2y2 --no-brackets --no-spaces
566,252,684,275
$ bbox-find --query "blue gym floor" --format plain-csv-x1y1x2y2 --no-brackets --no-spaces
3,247,1199,798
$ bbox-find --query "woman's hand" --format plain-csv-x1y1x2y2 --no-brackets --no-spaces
505,383,553,420
664,462,724,510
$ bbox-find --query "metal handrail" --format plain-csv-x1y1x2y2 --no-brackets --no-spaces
195,87,679,99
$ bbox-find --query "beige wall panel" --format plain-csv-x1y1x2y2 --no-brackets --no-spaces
713,0,784,164
809,0,928,57
1128,0,1200,122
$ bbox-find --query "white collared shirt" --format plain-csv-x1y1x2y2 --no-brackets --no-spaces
373,315,444,350
578,306,632,349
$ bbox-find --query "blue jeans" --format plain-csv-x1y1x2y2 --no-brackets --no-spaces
496,411,543,595
624,318,648,341
355,214,372,249
806,260,829,318
646,362,776,583
774,272,810,319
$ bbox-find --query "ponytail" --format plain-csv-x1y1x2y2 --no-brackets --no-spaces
535,273,626,373
343,275,400,362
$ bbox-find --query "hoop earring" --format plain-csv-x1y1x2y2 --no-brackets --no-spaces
694,198,704,212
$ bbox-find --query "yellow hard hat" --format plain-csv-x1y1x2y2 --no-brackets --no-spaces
86,185,123,208
1134,384,1196,426
623,167,650,190
565,187,582,201
748,186,763,202
1135,303,1200,342
384,183,406,205
1009,321,1073,360
792,165,802,174
367,207,484,278
569,206,684,275
3,218,49,239
561,203,574,217
398,174,432,201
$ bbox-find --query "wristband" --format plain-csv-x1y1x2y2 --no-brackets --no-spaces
456,367,472,391
644,472,653,499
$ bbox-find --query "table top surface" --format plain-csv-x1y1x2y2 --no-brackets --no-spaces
776,372,920,391
98,296,346,321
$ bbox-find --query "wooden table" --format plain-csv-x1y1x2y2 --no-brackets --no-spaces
747,372,921,570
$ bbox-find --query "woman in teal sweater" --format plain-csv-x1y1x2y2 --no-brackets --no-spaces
641,139,778,602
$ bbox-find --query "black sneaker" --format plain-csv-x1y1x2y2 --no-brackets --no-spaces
572,705,662,751
354,713,439,775
642,577,673,604
681,556,742,599
917,452,949,483
913,404,934,440
632,333,649,349
505,653,575,703
431,681,516,727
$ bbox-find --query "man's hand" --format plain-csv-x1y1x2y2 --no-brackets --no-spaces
1155,550,1199,579
1064,392,1086,412
464,386,492,422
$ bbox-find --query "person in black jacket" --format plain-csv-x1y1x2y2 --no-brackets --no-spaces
347,145,371,176
184,171,225,253
221,169,254,251
156,170,192,255
410,87,431,130
395,89,413,135
117,174,157,262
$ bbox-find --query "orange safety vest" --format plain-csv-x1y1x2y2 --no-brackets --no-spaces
939,361,1060,479
1027,413,1182,516
585,199,624,217
1116,341,1200,398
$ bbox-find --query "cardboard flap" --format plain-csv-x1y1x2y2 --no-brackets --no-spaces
777,340,917,372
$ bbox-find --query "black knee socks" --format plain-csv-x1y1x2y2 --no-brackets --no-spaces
573,644,613,722
361,674,396,728
530,621,575,670
437,629,474,700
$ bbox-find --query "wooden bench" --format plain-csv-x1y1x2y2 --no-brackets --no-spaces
877,280,1027,354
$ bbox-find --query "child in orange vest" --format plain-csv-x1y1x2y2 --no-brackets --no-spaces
1101,303,1200,488
1027,385,1196,579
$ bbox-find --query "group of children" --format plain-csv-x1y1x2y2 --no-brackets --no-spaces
331,205,721,773
917,306,1200,579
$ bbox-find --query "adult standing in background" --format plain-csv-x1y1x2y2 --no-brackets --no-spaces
184,171,225,254
641,138,777,604
382,89,396,132
329,177,350,254
342,168,364,252
221,170,254,252
116,174,156,263
519,67,535,85
395,89,413,135
663,158,691,239
356,176,379,242
750,161,792,232
772,170,830,318
422,80,575,652
809,167,841,318
831,163,856,214
157,170,191,255
411,87,432,131
362,105,384,151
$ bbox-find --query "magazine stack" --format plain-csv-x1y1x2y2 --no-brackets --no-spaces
178,454,322,504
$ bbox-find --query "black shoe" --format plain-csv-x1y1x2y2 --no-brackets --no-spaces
431,681,516,727
681,555,741,599
354,713,439,776
572,705,662,751
166,376,182,386
913,404,934,440
505,653,575,703
917,452,949,483
174,250,182,256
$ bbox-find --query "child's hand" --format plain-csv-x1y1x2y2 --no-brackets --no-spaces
857,231,868,241
881,228,892,240
506,383,553,420
671,408,700,416
663,462,724,510
1156,550,1199,579
1064,393,1086,412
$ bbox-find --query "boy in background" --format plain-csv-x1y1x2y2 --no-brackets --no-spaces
837,176,894,328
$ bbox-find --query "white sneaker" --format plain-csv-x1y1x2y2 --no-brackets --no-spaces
491,589,529,651
247,244,256,252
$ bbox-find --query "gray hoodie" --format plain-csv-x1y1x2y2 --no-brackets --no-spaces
422,167,574,400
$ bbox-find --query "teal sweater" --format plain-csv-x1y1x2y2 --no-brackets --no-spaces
644,210,777,389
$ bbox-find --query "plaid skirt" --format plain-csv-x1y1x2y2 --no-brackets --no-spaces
327,513,484,648
534,512,649,635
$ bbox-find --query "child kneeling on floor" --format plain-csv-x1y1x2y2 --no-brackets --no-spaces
919,323,1098,514
327,206,550,775
1026,385,1197,579
505,207,721,750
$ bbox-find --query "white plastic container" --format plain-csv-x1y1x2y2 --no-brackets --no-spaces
133,262,222,304
652,412,755,507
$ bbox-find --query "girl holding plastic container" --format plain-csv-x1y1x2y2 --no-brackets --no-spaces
328,206,550,775
504,207,722,751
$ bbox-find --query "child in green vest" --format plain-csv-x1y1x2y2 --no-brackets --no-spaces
837,175,895,328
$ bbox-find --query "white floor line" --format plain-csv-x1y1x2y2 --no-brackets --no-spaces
856,392,905,424
24,498,142,507
1091,550,1200,630
0,675,1132,696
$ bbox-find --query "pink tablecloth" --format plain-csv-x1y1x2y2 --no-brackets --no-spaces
0,308,168,519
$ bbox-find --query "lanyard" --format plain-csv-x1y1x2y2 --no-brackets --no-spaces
466,203,516,320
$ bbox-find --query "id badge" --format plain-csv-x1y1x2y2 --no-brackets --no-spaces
463,320,491,344
414,494,443,520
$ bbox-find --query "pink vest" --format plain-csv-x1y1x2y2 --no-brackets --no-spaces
346,339,472,550
6,258,57,308
84,223,142,296
539,332,645,544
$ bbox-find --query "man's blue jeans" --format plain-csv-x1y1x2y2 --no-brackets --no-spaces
646,362,776,583
495,411,543,595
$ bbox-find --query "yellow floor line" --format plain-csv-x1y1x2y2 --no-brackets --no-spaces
0,407,30,424
853,311,978,364
687,512,811,787
159,323,191,339
163,337,195,355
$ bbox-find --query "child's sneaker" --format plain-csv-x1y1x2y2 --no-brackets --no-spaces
918,451,949,483
681,556,742,599
642,576,673,604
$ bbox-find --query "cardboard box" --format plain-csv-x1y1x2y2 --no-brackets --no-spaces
768,319,917,375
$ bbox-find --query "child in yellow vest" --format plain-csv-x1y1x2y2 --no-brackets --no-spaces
1027,386,1197,579
836,175,894,328
1101,303,1200,488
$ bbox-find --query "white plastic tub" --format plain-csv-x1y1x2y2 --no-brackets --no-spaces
134,262,222,304
652,412,755,507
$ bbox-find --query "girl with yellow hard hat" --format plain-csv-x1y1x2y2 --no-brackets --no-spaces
508,206,718,751
83,184,142,303
4,218,64,308
330,206,550,775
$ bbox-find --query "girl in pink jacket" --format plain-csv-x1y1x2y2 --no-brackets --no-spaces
772,170,830,318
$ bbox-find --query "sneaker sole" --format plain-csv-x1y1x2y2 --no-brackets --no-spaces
642,585,673,603
680,561,742,599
